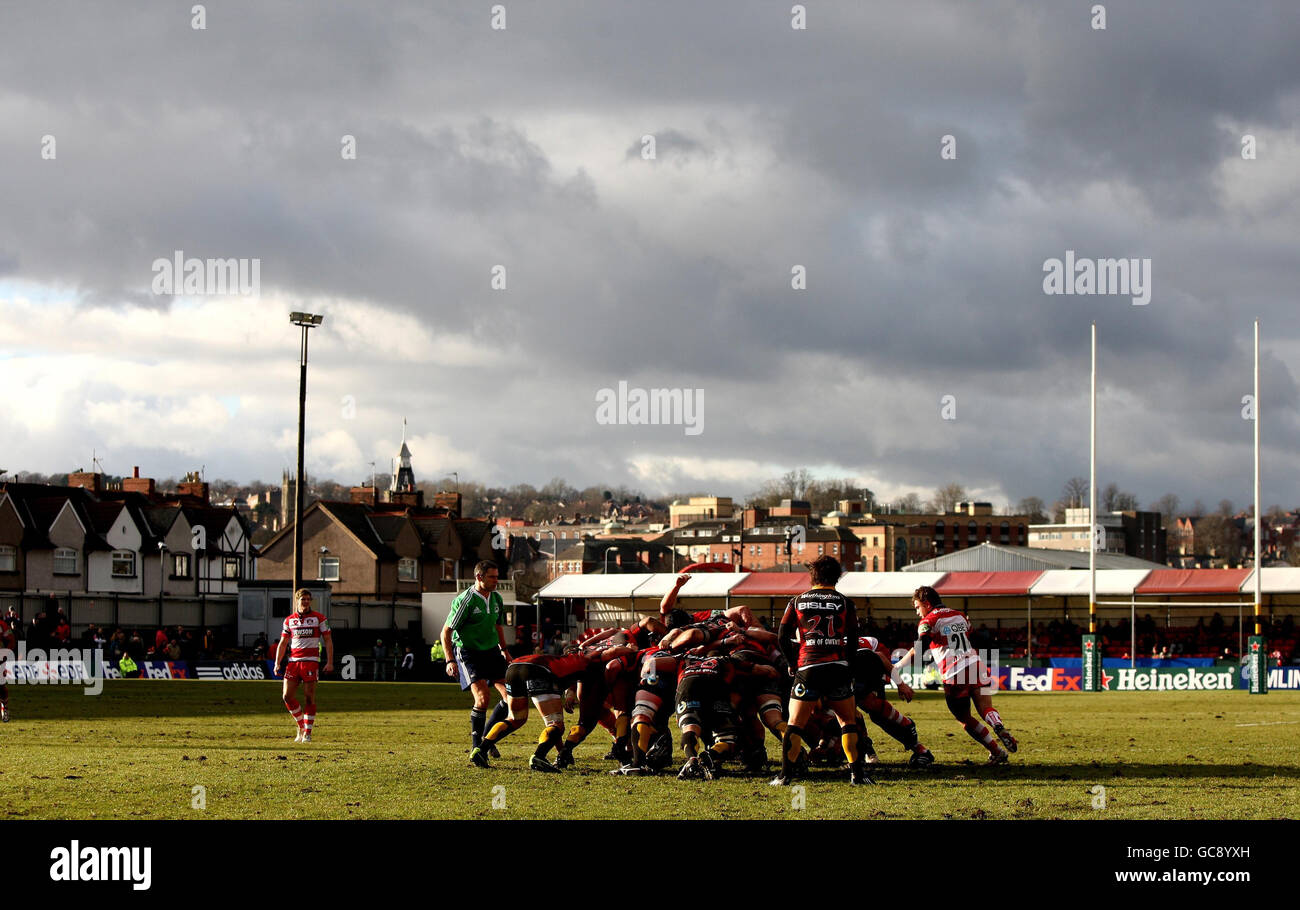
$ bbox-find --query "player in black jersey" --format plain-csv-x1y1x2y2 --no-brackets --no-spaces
853,636,935,767
674,648,779,780
772,556,870,785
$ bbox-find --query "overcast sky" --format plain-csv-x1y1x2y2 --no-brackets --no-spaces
2,1,1298,510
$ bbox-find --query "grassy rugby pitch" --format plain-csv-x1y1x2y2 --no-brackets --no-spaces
3,681,1296,820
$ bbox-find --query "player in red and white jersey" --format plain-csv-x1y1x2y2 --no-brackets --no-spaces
274,588,334,743
0,616,14,722
893,586,1017,763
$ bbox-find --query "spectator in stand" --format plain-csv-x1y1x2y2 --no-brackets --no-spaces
154,627,169,653
372,639,388,681
126,631,145,664
252,631,269,659
1210,612,1225,636
108,629,125,662
165,638,181,662
201,628,217,659
177,626,196,662
399,646,414,679
4,607,22,641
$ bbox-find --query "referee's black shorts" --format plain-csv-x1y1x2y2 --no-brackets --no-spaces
459,646,507,684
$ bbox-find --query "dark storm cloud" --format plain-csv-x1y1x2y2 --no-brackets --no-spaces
3,0,1300,508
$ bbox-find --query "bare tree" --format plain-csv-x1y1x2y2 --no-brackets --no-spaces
1015,496,1048,523
1217,499,1235,518
1195,514,1242,566
1062,476,1089,509
927,483,967,515
1100,482,1120,512
1149,493,1180,525
895,492,922,513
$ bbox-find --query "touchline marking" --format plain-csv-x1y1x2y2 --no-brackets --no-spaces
1234,721,1300,727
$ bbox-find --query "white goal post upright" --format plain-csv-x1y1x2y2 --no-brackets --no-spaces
1082,323,1102,690
1249,319,1268,693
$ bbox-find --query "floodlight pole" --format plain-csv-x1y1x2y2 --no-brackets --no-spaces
290,313,324,593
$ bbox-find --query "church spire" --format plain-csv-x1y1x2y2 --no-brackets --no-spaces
391,419,415,492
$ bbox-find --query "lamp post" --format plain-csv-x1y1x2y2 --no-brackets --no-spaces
289,312,324,592
158,541,167,624
538,529,558,581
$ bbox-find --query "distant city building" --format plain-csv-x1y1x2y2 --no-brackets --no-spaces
1029,507,1166,564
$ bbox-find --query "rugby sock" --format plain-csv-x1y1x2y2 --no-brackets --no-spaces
681,730,699,759
708,741,734,758
614,715,631,750
302,704,315,735
565,723,588,746
962,718,1000,753
535,725,564,759
841,724,861,764
768,718,788,743
981,707,1004,729
284,697,304,730
470,707,487,749
871,707,920,749
631,721,655,764
877,702,905,726
780,726,804,779
485,716,525,745
487,700,509,731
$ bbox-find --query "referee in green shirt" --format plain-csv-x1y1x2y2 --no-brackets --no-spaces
441,560,511,757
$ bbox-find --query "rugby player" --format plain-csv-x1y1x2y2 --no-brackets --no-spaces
616,641,681,775
674,648,778,780
552,636,639,769
771,556,870,786
659,572,756,631
471,649,597,772
604,616,667,760
0,613,14,722
853,635,934,767
273,588,334,742
440,561,512,757
893,586,1017,763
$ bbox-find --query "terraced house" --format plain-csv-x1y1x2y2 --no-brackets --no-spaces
0,469,254,622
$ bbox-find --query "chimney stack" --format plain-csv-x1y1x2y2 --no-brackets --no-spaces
69,470,103,493
123,468,158,499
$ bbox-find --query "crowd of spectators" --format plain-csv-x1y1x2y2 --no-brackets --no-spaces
776,611,1297,664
